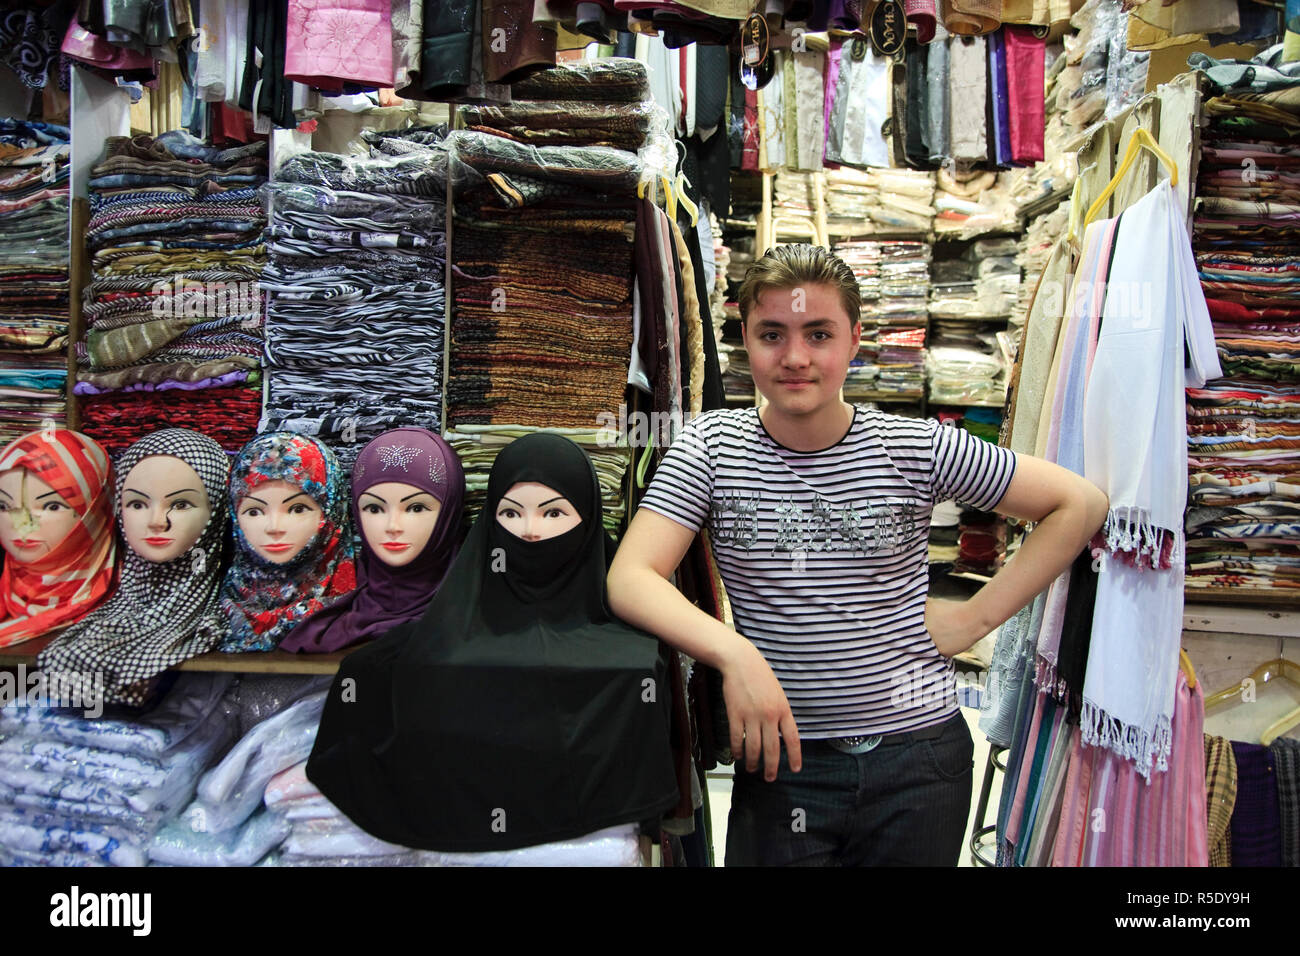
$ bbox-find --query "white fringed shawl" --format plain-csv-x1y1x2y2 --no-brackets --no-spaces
1080,181,1222,779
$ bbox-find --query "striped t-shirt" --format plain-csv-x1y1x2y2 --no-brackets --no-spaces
638,405,1017,738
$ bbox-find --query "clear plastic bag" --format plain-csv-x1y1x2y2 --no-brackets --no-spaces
0,673,231,757
190,688,329,835
149,808,292,867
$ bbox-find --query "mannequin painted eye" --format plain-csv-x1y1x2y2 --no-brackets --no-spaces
495,482,583,542
120,455,212,564
0,467,80,564
357,482,443,569
235,478,323,565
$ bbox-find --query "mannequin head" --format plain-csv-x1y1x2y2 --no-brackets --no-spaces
235,478,324,565
357,482,443,568
119,454,213,563
0,467,80,563
495,482,582,541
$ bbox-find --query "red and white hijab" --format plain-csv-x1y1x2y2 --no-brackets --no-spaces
0,429,118,648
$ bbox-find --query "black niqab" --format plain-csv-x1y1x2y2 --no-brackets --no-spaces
307,433,679,852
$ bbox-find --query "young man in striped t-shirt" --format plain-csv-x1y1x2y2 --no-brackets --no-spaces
607,244,1108,866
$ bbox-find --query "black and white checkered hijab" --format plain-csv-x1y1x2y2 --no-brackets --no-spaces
38,429,231,707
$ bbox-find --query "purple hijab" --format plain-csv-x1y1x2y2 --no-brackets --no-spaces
280,428,465,654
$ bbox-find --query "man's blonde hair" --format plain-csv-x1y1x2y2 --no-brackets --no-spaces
736,243,861,327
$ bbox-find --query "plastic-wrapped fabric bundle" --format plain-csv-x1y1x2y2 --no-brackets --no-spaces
448,131,643,194
149,808,292,867
508,57,650,103
0,672,229,754
418,824,641,867
927,346,1006,404
459,101,655,151
188,690,329,836
263,762,643,866
261,133,449,469
0,674,234,865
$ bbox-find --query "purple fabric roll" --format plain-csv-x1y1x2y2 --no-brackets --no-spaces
73,371,251,395
280,428,466,654
1228,741,1283,867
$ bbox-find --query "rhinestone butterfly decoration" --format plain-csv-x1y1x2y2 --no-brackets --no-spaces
428,455,446,486
378,444,422,471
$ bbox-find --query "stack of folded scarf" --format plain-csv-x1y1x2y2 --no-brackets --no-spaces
262,760,422,866
0,119,71,445
772,170,823,240
447,425,631,537
0,673,233,866
1184,67,1300,593
872,242,930,397
446,61,644,431
75,132,268,457
259,129,449,468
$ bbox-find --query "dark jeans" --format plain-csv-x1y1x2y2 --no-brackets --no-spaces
725,711,974,866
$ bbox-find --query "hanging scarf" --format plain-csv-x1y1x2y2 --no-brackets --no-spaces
218,432,356,653
0,429,117,648
1080,181,1223,779
38,429,230,706
307,432,679,852
280,428,465,654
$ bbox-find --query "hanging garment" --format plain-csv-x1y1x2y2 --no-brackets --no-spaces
1272,737,1300,867
279,429,466,654
285,0,395,91
824,44,890,168
947,34,988,163
239,0,295,130
415,0,477,98
793,48,826,173
1004,24,1045,163
306,433,679,852
1205,734,1238,866
1131,671,1208,866
218,433,357,653
1228,740,1283,866
37,429,230,706
925,22,950,164
483,0,556,84
0,429,117,649
987,28,1012,167
1080,181,1222,779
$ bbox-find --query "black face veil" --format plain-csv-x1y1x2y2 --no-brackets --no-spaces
307,433,679,852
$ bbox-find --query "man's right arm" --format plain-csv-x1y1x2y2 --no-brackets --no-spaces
607,508,801,781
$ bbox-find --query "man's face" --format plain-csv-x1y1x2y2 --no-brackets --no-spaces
741,283,860,418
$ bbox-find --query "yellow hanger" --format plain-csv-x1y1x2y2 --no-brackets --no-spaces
1205,657,1300,709
1084,128,1178,226
1262,703,1300,747
636,172,678,221
1179,649,1197,691
1065,162,1096,250
673,141,699,227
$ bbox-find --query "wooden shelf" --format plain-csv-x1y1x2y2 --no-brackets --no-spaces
1183,587,1300,609
845,391,925,403
928,314,1012,323
930,399,1006,409
0,633,352,675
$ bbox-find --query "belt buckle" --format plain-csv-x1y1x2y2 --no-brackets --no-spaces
832,734,882,754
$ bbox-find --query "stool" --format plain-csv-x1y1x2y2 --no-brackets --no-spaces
968,744,1007,867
